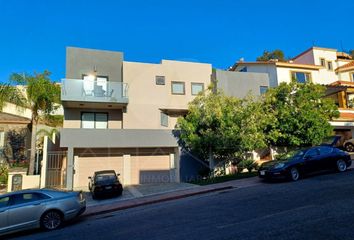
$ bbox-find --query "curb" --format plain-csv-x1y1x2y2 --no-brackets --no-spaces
83,185,233,218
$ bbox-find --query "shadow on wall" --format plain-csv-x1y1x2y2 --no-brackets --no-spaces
139,170,171,184
179,150,209,183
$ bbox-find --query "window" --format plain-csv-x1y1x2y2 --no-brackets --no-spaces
156,76,165,85
171,81,185,95
259,86,268,95
351,72,354,82
81,112,108,129
160,112,168,127
327,61,333,71
320,58,326,67
291,72,311,83
305,148,320,158
0,196,9,208
11,193,49,205
318,146,333,155
191,83,204,95
240,67,248,72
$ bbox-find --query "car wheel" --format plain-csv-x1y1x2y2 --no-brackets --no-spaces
289,167,300,181
336,159,347,172
345,143,354,152
40,210,63,230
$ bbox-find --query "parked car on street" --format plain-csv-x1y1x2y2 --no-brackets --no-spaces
0,189,86,236
258,143,351,181
88,170,123,199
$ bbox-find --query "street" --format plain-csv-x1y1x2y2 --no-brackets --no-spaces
7,169,354,240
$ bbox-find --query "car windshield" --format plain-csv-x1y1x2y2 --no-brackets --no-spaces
95,173,116,182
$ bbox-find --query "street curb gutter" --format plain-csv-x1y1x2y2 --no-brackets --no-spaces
83,186,233,218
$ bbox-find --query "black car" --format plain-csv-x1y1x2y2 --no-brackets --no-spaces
258,145,351,181
88,170,123,199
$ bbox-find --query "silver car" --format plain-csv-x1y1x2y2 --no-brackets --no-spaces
0,189,86,235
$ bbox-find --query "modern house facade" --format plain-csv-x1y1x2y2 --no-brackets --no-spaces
60,47,270,190
231,46,354,142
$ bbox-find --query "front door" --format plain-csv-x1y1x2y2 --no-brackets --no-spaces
304,147,321,172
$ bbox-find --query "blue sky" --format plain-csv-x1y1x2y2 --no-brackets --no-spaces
0,0,353,82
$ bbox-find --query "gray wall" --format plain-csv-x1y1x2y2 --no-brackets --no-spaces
214,70,270,98
66,47,124,82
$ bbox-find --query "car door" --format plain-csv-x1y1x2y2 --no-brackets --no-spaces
318,146,334,169
0,196,10,232
304,147,321,172
7,193,47,230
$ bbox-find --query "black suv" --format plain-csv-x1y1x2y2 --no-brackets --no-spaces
88,170,123,199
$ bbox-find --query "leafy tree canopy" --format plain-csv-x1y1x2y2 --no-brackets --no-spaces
177,90,267,166
263,80,339,147
256,49,287,62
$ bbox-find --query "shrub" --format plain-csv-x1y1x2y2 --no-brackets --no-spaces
0,164,9,185
238,159,258,173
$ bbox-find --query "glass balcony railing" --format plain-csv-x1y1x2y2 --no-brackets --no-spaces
61,79,128,104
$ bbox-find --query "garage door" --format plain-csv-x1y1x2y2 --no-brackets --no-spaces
131,155,170,184
74,156,124,190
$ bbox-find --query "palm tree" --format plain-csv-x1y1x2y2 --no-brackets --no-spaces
10,71,60,174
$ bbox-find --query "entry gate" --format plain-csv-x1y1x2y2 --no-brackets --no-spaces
46,151,67,189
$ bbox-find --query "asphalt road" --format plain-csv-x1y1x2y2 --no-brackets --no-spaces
7,170,354,240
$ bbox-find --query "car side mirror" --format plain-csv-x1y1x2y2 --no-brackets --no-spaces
88,176,92,179
117,174,120,177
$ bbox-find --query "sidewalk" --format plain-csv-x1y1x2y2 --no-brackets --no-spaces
83,177,262,217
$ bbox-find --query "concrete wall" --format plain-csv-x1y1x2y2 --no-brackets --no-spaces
215,70,269,98
63,108,123,129
235,64,278,87
66,47,123,82
123,60,212,129
276,67,322,84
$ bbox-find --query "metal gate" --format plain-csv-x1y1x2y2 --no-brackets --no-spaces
46,151,67,189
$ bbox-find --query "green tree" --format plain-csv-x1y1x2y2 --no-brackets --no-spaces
10,71,61,174
256,49,287,62
177,89,266,172
263,80,339,147
0,84,25,110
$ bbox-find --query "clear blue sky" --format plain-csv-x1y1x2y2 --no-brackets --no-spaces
0,0,353,82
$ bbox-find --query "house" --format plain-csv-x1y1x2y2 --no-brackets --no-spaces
60,47,270,190
231,46,354,142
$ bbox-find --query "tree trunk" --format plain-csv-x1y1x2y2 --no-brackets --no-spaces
28,121,37,175
208,147,214,177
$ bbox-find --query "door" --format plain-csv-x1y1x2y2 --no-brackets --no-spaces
0,196,10,231
304,147,321,172
7,193,47,230
318,146,334,169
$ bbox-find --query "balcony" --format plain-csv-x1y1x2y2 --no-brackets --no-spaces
61,79,128,106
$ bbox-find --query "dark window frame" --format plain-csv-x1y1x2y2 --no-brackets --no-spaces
191,82,204,96
81,112,109,129
160,112,169,127
327,61,333,71
171,81,185,95
155,76,166,85
291,71,312,83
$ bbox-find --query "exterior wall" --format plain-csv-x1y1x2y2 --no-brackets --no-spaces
215,70,269,98
63,108,123,129
338,71,353,82
66,47,123,82
293,50,315,65
123,60,212,129
2,102,32,119
312,49,338,83
276,67,322,84
235,64,278,87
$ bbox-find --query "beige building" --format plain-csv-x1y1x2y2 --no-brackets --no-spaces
60,47,269,190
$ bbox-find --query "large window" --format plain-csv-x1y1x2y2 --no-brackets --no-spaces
171,81,185,95
291,72,311,83
191,83,204,95
81,112,108,129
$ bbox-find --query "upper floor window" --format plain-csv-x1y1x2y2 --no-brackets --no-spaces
320,58,326,67
351,72,354,82
155,76,165,85
259,86,268,95
240,67,248,72
327,61,333,71
81,112,108,129
291,72,311,83
171,81,185,95
160,112,169,127
191,83,204,95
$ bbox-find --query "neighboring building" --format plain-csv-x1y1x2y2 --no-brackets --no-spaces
60,47,270,190
231,46,354,141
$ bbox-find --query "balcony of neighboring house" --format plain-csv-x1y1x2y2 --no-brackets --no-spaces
61,78,128,109
325,81,354,121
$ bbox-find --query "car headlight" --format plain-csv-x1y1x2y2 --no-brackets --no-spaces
273,163,285,169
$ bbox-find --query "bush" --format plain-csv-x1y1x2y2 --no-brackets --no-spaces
238,159,258,173
0,164,9,185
